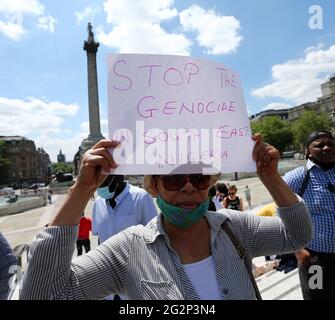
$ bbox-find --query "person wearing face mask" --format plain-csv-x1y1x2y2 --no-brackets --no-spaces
20,135,313,300
283,130,335,300
93,175,158,300
92,175,158,245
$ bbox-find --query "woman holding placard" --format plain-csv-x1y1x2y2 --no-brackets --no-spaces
20,134,312,300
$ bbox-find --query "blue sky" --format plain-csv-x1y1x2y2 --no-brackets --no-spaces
1,0,335,162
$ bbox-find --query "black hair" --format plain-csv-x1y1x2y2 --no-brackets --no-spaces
305,131,334,148
215,182,228,196
208,185,217,198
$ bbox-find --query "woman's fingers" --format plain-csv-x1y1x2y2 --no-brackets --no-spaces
91,139,120,150
263,147,280,166
257,144,272,165
252,133,280,167
83,139,120,169
83,155,112,173
89,147,117,168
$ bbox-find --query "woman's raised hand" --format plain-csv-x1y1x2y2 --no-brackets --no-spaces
252,134,280,178
75,139,119,192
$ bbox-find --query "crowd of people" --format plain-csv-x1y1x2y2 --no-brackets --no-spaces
0,130,334,300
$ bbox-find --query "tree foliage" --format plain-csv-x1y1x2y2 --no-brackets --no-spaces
250,116,294,153
0,140,10,166
292,111,332,147
51,162,74,174
0,140,10,181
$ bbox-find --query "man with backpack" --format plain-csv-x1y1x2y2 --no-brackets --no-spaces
283,130,335,300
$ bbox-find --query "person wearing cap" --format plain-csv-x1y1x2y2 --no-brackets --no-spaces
20,134,312,300
283,130,335,300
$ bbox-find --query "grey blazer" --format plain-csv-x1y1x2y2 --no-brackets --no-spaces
20,199,312,300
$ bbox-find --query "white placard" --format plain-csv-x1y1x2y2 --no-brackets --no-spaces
107,54,255,175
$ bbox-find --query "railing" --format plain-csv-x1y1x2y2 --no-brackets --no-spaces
7,243,30,300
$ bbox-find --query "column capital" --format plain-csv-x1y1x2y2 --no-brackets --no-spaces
83,40,99,53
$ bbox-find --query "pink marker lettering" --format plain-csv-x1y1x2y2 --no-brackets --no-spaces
144,130,157,144
179,102,194,115
184,63,199,85
197,102,205,113
216,68,227,89
239,127,249,136
138,64,162,87
158,132,168,142
230,128,238,138
112,59,132,91
231,74,237,88
229,101,236,112
137,96,158,118
225,73,230,87
164,68,183,86
216,125,230,139
163,101,177,115
206,101,215,113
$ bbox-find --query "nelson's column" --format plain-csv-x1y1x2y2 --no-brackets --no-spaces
81,22,104,152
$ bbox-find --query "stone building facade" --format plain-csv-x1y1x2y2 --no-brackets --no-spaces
250,77,335,126
0,136,51,187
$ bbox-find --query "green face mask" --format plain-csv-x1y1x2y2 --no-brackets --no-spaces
157,196,209,228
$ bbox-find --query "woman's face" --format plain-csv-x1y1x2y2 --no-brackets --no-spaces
154,175,210,209
228,188,237,199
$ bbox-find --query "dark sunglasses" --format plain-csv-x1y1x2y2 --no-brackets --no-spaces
159,174,211,191
228,192,236,195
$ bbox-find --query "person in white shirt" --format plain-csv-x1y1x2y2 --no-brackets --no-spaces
92,175,158,300
92,175,157,243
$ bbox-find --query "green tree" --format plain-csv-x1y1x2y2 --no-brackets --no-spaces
51,162,74,174
292,110,332,148
250,116,294,153
0,140,10,182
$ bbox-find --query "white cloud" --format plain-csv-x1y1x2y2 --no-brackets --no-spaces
0,0,44,15
80,119,108,137
0,96,109,162
179,5,242,55
262,103,292,111
0,96,82,162
35,134,86,163
97,0,191,55
0,19,25,40
39,119,109,162
76,7,95,26
0,96,79,137
0,0,56,40
304,43,325,54
38,15,57,33
252,44,335,105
